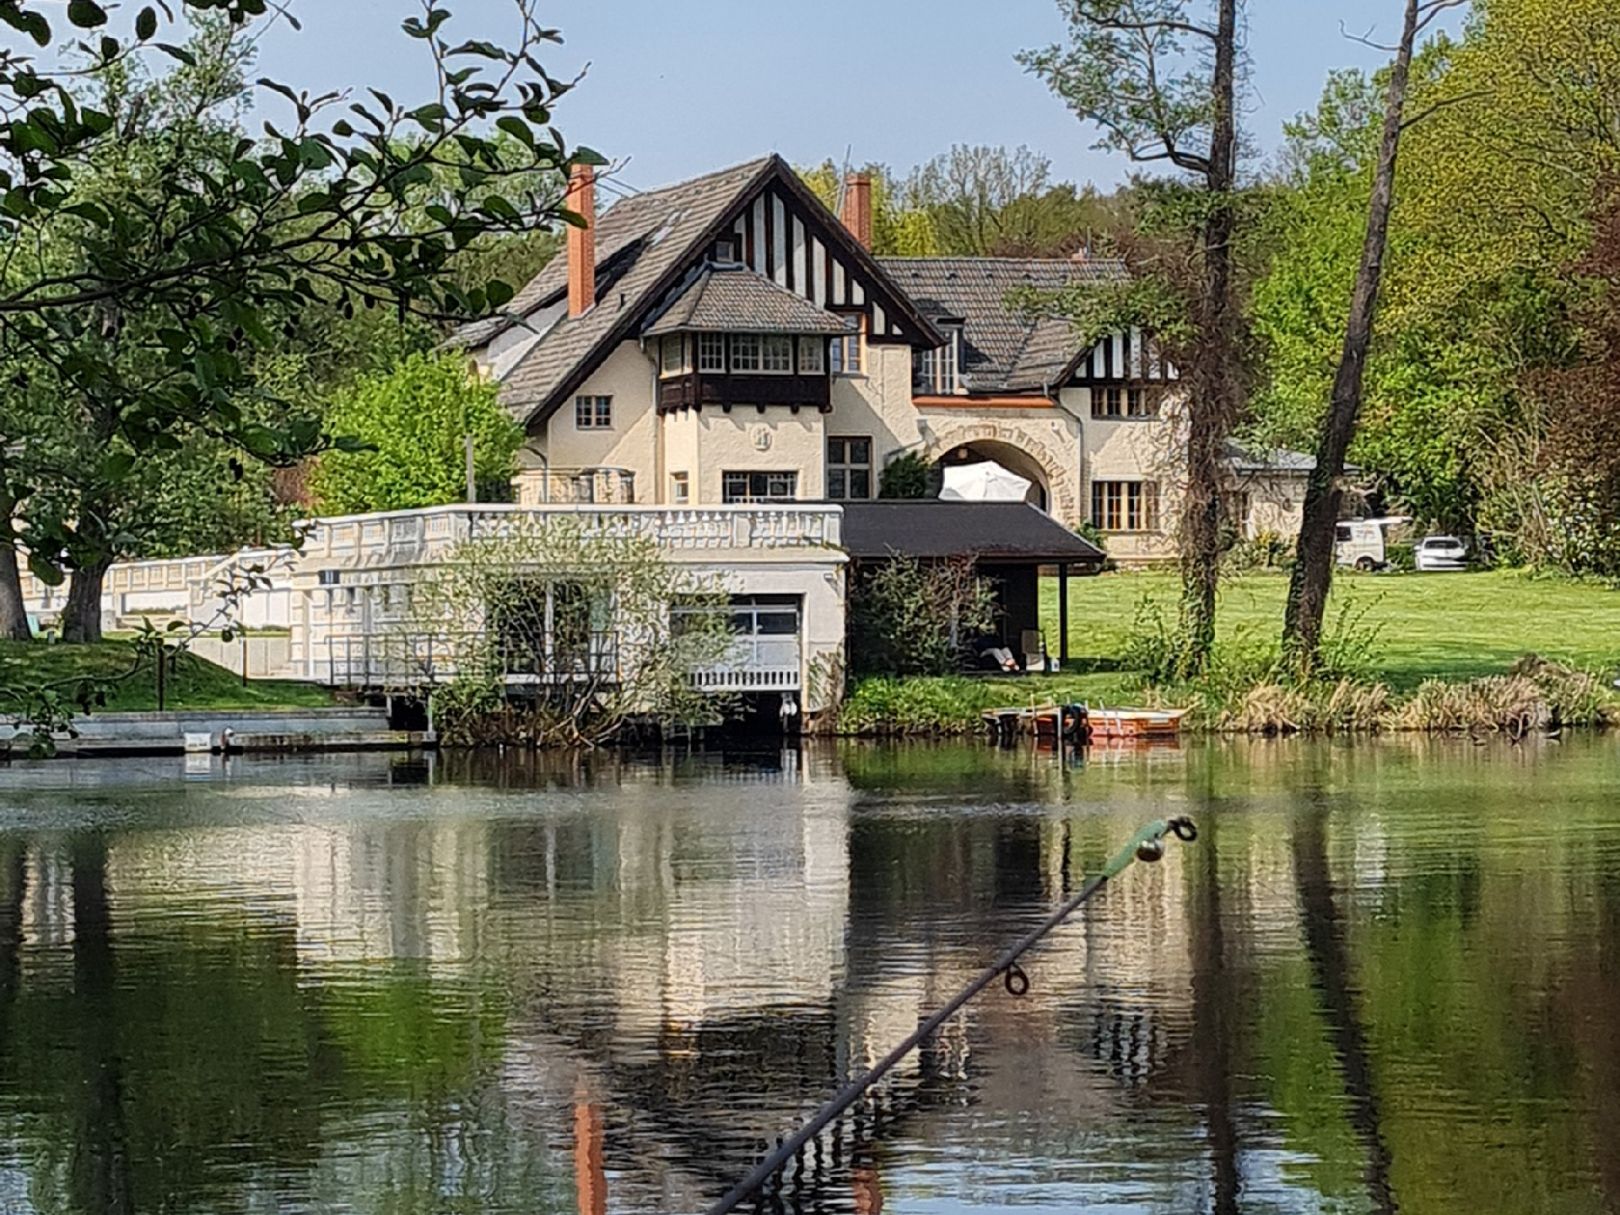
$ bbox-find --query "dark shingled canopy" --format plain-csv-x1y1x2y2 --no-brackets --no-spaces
840,501,1104,565
840,501,1103,665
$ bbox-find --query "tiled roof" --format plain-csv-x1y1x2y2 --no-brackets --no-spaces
1225,441,1317,474
643,263,852,336
841,501,1106,564
482,156,778,424
877,257,1128,393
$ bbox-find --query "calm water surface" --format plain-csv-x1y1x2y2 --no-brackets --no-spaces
0,737,1618,1215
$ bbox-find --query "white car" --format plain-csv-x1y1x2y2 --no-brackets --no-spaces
1414,535,1469,571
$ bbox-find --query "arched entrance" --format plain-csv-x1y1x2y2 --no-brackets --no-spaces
923,420,1080,524
937,439,1051,510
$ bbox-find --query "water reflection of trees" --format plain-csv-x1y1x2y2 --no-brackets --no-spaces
1,740,1619,1214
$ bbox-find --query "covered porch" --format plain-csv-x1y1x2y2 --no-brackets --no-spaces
840,501,1105,669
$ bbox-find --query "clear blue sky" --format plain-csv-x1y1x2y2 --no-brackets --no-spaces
252,1,1469,191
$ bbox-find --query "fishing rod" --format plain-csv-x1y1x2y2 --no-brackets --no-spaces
706,815,1199,1215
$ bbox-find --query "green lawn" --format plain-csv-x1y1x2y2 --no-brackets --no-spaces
0,640,333,713
1042,568,1620,689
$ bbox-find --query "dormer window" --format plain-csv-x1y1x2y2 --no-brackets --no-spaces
915,323,963,394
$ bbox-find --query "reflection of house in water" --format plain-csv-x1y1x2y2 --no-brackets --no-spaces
99,819,493,970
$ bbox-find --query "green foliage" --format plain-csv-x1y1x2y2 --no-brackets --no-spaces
1252,0,1620,538
310,353,523,514
0,1,595,583
903,144,1127,256
796,161,940,255
390,516,735,747
1223,529,1293,574
848,555,998,676
0,639,328,719
877,450,935,499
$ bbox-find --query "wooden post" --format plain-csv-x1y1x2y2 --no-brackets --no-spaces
1058,562,1070,667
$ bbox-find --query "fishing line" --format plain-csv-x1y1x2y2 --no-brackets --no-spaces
706,815,1199,1215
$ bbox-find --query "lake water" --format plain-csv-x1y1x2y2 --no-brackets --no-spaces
0,737,1617,1215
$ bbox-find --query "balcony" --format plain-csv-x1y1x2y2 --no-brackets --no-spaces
295,503,845,570
658,371,831,414
513,466,636,505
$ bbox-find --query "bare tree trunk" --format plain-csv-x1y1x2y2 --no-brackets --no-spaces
1177,0,1241,676
0,541,31,641
61,556,111,644
1284,0,1424,666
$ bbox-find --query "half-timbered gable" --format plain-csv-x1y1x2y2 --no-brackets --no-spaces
458,154,939,434
451,154,1312,561
1065,326,1180,385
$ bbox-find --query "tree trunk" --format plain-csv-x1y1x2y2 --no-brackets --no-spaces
61,556,111,644
1284,0,1423,666
0,542,32,642
1176,0,1241,677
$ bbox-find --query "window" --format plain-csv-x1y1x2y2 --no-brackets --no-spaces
798,338,825,374
670,471,690,504
1091,480,1161,532
728,594,801,637
658,335,689,378
723,470,798,503
830,317,863,375
914,325,962,394
1091,384,1162,419
730,333,762,372
575,395,612,429
698,333,726,373
826,435,873,500
761,334,793,373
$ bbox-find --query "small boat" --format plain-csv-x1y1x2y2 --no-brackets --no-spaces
1084,705,1187,740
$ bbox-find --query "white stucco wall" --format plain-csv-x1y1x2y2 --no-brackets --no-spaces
693,411,828,501
539,340,661,497
1062,385,1187,563
827,344,924,481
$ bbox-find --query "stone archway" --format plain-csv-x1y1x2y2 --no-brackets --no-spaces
923,419,1081,525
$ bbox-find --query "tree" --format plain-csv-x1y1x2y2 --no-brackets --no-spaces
384,517,736,747
1022,0,1245,676
1283,0,1465,668
0,0,596,639
904,143,1127,256
1521,187,1620,576
1252,0,1620,549
797,160,940,255
310,352,524,514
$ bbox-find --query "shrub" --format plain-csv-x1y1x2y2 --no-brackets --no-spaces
1385,541,1416,572
1223,529,1293,574
848,555,998,675
878,451,938,499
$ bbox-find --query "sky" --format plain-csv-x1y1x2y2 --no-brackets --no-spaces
248,1,1470,193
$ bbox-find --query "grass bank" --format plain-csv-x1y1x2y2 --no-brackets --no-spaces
837,570,1620,737
0,640,332,714
1041,568,1619,689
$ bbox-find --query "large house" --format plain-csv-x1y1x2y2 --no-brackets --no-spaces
458,154,1311,564
17,156,1312,721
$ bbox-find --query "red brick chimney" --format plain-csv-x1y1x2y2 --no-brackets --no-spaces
841,172,873,250
566,163,596,318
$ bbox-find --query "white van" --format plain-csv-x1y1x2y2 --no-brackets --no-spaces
1335,516,1410,571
